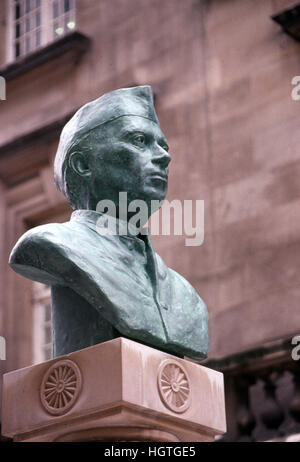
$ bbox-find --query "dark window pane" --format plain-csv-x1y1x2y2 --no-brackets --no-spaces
36,29,41,47
25,36,30,53
64,0,70,13
36,0,41,7
26,17,30,32
26,0,31,13
36,11,40,27
15,41,20,58
15,22,20,38
15,3,20,20
53,1,59,18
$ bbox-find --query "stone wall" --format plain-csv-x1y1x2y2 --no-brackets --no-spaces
0,0,299,373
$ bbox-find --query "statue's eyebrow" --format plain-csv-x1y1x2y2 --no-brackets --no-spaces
119,128,169,149
119,128,152,142
119,127,147,136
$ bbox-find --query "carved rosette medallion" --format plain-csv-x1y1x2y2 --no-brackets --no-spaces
40,359,82,415
157,359,191,413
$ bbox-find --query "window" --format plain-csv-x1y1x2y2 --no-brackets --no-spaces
7,0,76,62
32,282,53,364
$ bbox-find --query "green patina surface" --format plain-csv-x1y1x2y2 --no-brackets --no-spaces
9,86,209,360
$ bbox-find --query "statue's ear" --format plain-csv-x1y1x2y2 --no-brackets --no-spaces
69,152,91,178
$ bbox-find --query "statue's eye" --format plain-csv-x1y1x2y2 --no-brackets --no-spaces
133,134,146,145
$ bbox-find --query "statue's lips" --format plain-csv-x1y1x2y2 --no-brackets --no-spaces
147,173,168,183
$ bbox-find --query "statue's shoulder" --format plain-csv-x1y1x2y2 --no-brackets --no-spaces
9,221,79,285
10,221,74,257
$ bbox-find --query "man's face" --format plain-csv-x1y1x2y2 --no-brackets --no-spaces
87,115,171,214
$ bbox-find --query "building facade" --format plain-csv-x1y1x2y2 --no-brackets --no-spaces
0,0,300,441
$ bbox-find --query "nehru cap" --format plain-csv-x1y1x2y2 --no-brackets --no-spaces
55,86,158,171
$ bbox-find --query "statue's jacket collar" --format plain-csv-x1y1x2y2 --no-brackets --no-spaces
9,209,209,360
71,209,171,320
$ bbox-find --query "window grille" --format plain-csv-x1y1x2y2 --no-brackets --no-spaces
7,0,76,62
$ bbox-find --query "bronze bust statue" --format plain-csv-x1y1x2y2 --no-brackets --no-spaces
9,86,209,360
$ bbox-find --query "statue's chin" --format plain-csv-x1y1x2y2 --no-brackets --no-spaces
142,183,168,202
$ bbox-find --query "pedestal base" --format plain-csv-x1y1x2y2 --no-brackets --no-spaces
1,338,226,442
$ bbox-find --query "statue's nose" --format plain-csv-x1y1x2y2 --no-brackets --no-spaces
152,145,171,169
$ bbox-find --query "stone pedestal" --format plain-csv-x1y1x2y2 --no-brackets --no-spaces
1,338,226,442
